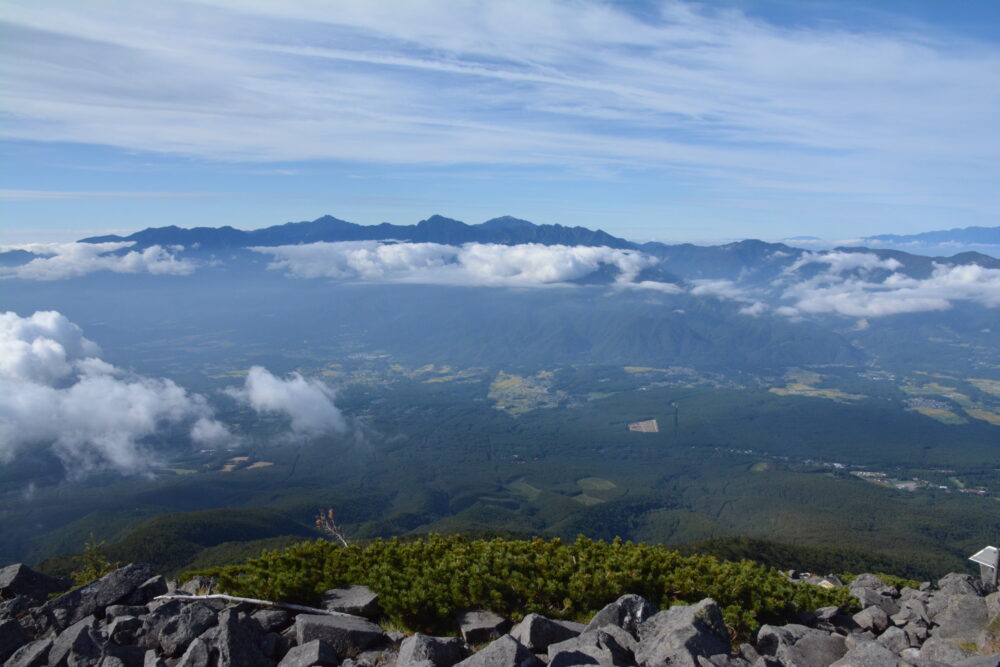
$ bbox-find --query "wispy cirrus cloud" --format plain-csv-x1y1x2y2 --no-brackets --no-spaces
1,0,998,216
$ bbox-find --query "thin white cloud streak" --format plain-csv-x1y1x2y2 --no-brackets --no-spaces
253,241,661,287
0,311,234,475
0,242,196,280
0,190,221,201
1,0,998,208
225,366,346,439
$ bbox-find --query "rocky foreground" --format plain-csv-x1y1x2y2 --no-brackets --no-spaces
1,562,998,667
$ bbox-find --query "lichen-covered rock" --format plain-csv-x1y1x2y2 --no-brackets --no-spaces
397,633,470,667
456,610,510,646
455,635,541,667
295,613,387,659
510,613,583,653
634,599,730,667
321,586,382,620
35,563,154,632
586,594,658,639
0,564,66,602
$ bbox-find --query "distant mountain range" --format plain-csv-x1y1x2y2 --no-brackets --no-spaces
865,225,1000,245
78,214,1000,283
81,214,632,251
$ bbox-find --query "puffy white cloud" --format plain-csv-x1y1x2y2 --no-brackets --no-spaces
777,261,1000,318
225,366,345,438
690,279,752,301
0,311,233,474
0,242,196,280
784,251,902,275
254,241,663,288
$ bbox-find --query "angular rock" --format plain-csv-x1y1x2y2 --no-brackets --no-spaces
3,638,52,667
214,609,271,667
278,639,339,667
321,586,382,620
36,563,154,632
586,594,658,639
175,637,212,667
0,619,28,662
548,629,633,667
955,657,1000,667
876,625,912,653
107,615,142,645
457,611,510,646
254,610,293,633
158,602,219,657
48,616,105,667
755,624,845,667
397,633,470,667
510,614,583,653
852,588,899,616
260,632,291,662
920,636,975,663
849,574,895,596
104,605,147,621
938,573,983,597
101,643,146,667
634,599,730,667
295,613,387,659
133,577,167,605
851,606,889,634
934,595,989,643
0,564,66,602
142,650,166,667
455,635,542,667
829,640,898,667
0,595,34,623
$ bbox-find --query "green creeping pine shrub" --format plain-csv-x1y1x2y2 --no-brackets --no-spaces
840,572,922,590
190,535,856,639
70,535,121,588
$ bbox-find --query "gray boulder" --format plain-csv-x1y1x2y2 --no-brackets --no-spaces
157,602,218,657
254,610,293,634
48,616,105,667
295,613,387,659
851,606,889,634
455,635,541,667
214,609,271,667
0,595,34,622
0,619,28,663
510,614,584,653
278,639,338,667
934,594,990,643
2,638,52,667
179,576,215,596
175,637,212,667
829,640,898,667
586,594,657,639
634,599,730,667
756,624,846,667
457,611,510,646
397,633,470,667
955,656,1000,667
937,573,983,597
920,636,975,663
36,563,154,632
321,586,382,620
876,625,912,653
0,564,66,602
107,615,142,645
852,588,899,616
548,629,634,667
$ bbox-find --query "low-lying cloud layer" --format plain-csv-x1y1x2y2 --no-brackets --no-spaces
226,366,346,439
0,242,195,280
0,311,232,474
776,259,1000,318
254,241,660,288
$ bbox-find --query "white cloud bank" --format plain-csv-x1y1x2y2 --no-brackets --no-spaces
775,253,1000,318
225,366,346,439
254,241,661,288
0,311,233,474
0,242,195,280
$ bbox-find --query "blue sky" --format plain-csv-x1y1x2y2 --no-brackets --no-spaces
1,0,999,244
